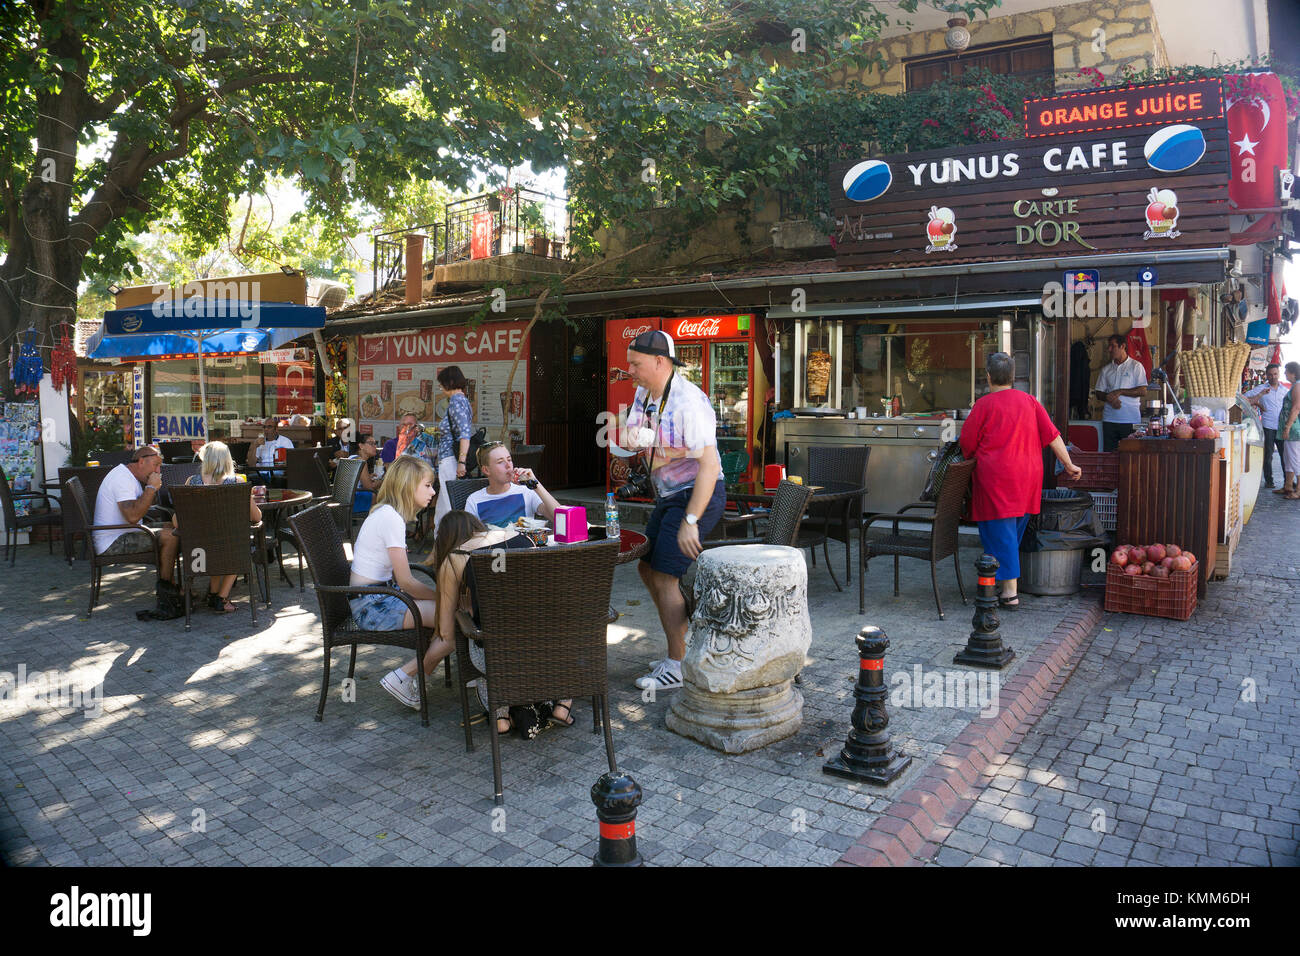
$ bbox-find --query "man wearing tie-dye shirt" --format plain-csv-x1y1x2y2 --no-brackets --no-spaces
621,329,725,693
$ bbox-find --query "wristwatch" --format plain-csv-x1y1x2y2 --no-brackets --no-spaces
684,513,698,526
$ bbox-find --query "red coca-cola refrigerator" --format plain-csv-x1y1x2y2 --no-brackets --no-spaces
604,313,764,494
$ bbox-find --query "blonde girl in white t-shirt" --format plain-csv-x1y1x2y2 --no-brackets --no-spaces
348,455,443,709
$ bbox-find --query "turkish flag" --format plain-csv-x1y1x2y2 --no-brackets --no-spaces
1226,72,1288,211
1126,324,1152,378
471,211,492,260
1268,256,1286,324
275,361,314,416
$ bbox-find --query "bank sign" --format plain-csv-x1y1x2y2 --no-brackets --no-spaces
831,79,1228,269
154,414,207,440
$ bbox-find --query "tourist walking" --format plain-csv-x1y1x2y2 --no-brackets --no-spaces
960,353,1083,609
1247,363,1292,491
1278,362,1300,500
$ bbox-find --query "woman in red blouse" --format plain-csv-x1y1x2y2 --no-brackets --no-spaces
959,353,1082,609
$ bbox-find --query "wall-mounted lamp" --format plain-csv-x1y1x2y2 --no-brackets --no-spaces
944,15,971,52
107,283,123,295
280,265,298,276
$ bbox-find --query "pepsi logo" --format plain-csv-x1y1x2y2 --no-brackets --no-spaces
1144,124,1206,173
842,160,892,202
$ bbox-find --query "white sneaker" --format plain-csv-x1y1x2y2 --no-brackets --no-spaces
380,670,421,710
634,660,683,691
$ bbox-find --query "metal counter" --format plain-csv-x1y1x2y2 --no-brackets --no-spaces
775,415,958,515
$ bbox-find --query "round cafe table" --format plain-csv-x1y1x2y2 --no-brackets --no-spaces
253,488,313,587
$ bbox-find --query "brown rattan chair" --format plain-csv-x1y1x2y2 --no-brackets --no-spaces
679,479,815,616
1,465,60,565
859,457,974,619
277,457,365,589
446,478,489,512
159,441,197,463
452,539,621,805
807,444,871,586
285,447,331,498
63,475,163,615
289,503,445,727
58,466,110,563
170,483,263,630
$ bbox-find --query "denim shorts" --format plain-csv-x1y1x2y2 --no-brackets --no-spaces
350,585,408,631
642,481,726,579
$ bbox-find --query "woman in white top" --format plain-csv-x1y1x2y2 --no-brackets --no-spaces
349,456,443,709
180,441,262,613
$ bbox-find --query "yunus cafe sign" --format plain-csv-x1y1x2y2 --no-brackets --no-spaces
830,81,1228,270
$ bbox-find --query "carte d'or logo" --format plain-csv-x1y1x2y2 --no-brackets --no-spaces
1143,187,1180,239
925,205,957,253
120,313,143,332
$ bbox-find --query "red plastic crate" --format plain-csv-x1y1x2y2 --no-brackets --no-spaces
1058,451,1120,491
1104,559,1198,620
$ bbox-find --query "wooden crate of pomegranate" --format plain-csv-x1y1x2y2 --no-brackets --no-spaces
1104,551,1199,621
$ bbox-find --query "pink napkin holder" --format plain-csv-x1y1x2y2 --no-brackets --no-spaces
553,506,588,543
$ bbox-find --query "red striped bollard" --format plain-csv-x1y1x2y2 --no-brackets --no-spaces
823,626,912,785
591,771,643,867
954,553,1015,669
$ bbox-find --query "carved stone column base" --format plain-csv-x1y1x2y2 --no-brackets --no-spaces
667,680,804,754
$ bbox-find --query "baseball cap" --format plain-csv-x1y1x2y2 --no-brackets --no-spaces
628,329,685,367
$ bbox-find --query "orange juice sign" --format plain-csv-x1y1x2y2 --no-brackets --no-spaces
1025,78,1223,138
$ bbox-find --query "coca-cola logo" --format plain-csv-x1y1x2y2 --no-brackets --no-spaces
672,317,722,339
621,324,653,340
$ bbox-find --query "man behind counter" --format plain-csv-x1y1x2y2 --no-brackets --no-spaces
1094,334,1148,451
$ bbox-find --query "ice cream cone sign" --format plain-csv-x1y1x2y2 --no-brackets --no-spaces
1144,187,1179,238
926,205,957,251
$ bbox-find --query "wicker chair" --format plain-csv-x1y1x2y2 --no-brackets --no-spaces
679,479,814,617
446,478,489,512
276,456,366,590
290,503,447,728
159,441,196,463
807,444,871,587
452,538,621,805
63,476,163,615
170,484,264,630
58,466,111,563
157,462,202,515
859,457,974,619
285,447,331,498
1,465,60,565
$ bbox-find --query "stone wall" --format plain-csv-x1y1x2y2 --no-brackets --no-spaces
849,0,1168,94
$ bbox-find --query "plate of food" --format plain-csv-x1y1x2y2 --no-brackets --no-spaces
394,391,429,420
361,393,386,419
514,516,548,531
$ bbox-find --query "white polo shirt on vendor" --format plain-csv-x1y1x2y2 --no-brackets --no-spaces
1095,357,1147,424
252,434,295,466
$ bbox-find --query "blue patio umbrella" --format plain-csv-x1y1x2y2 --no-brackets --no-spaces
87,299,326,423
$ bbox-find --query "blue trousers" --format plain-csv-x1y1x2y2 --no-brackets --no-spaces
977,515,1031,581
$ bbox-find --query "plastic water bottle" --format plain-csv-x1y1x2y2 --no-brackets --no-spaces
605,492,620,540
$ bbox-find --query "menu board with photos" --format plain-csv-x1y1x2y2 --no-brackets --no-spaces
356,321,529,447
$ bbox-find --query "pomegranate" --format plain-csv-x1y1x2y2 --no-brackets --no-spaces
1129,547,1147,564
1111,549,1129,567
1189,413,1212,430
1150,566,1170,578
1141,561,1155,575
1147,543,1166,562
1123,563,1142,576
1165,544,1182,557
1171,555,1192,571
1161,557,1176,569
1171,424,1195,439
1181,551,1195,565
1194,425,1219,440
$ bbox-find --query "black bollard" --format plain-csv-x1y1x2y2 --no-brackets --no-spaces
953,553,1015,669
823,626,912,785
591,771,644,867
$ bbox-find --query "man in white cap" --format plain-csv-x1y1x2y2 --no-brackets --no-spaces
621,329,726,692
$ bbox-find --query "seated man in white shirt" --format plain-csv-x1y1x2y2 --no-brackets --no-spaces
245,417,295,482
1093,334,1148,451
92,444,184,620
463,441,559,529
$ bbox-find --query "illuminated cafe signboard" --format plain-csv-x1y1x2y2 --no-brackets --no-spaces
830,80,1228,270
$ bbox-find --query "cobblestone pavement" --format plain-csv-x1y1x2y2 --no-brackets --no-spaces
932,471,1300,867
0,512,1095,867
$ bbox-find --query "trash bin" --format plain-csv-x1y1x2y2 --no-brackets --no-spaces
1018,489,1105,596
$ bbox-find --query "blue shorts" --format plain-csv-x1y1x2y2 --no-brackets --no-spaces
350,585,408,630
642,481,726,579
977,515,1032,581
